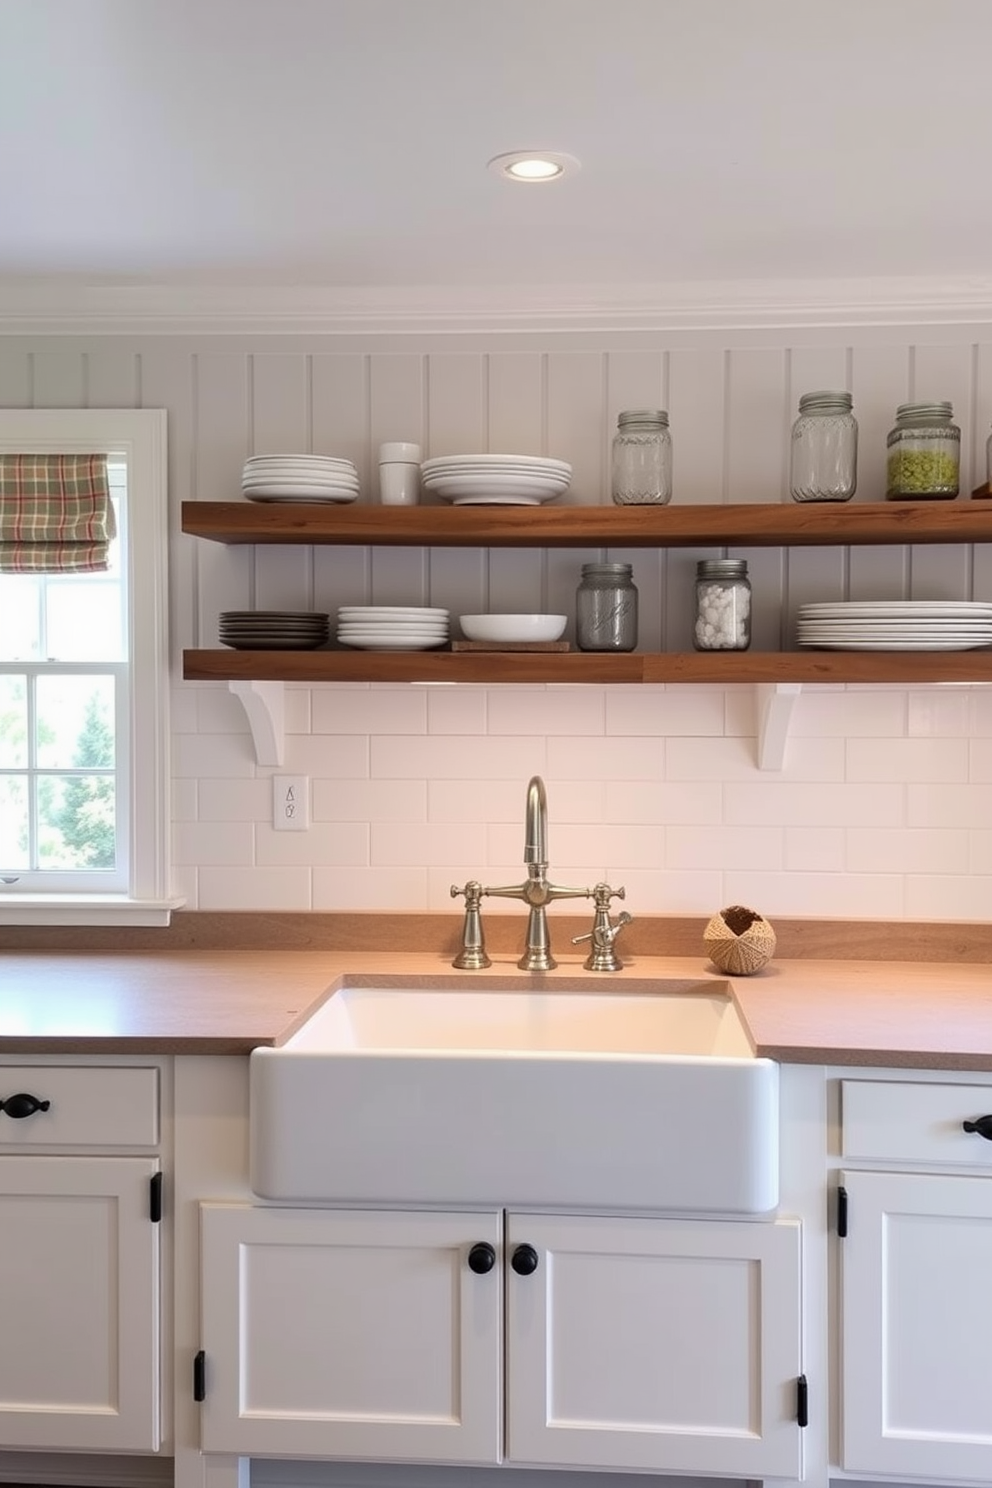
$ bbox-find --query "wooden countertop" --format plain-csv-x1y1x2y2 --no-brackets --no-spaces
2,948,992,1069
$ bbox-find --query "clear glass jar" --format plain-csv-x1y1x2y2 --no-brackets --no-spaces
886,401,960,500
986,424,992,487
611,409,672,505
575,562,638,652
789,390,858,503
694,559,751,651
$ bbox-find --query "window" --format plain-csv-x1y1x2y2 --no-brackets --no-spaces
0,410,177,925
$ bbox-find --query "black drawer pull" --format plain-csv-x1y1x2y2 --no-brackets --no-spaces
963,1115,992,1141
0,1093,51,1120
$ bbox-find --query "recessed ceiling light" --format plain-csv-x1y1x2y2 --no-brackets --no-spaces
488,150,580,183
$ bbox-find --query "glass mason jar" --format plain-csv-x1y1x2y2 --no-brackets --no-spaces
611,409,672,505
694,559,751,651
575,562,638,652
789,390,858,503
886,401,960,500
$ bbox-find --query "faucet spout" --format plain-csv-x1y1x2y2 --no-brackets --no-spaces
523,775,548,868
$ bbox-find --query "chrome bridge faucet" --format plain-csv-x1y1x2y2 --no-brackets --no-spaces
451,775,630,972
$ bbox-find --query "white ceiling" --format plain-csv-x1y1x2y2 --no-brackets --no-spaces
3,0,992,317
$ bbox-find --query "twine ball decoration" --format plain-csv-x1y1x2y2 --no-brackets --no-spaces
704,905,776,975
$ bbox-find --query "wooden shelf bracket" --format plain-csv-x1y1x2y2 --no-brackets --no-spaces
756,682,802,771
229,680,285,766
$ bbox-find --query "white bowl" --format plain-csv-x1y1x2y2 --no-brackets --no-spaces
459,613,568,643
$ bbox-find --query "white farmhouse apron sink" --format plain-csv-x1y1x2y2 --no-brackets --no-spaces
249,982,779,1215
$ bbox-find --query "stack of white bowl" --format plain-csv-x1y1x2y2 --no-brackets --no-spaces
336,606,450,651
242,455,360,503
420,453,571,506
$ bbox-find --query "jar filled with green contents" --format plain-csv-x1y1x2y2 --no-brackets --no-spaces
886,401,960,500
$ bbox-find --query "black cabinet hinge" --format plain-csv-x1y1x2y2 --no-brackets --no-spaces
837,1183,848,1238
149,1171,163,1224
193,1350,206,1402
797,1373,809,1428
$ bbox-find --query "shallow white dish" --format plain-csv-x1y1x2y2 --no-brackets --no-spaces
799,601,992,617
459,613,568,643
421,453,571,474
423,473,569,501
799,638,992,651
338,636,449,651
244,488,360,503
337,606,449,618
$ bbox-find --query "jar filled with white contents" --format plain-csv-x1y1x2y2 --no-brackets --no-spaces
694,559,751,651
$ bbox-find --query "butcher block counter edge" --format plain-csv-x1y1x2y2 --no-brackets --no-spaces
0,946,991,1069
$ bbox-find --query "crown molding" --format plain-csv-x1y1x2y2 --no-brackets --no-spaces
2,275,992,336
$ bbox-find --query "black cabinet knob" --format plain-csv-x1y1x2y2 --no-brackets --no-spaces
467,1242,496,1274
963,1115,992,1141
511,1243,539,1276
0,1093,51,1120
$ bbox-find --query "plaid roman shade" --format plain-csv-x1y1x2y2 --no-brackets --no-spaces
0,453,117,572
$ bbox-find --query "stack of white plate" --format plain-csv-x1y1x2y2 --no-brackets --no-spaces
797,601,992,651
336,606,450,651
420,454,571,506
219,611,330,650
242,455,360,503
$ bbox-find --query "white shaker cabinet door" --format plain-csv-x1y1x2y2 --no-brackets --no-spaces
841,1169,992,1482
0,1155,160,1451
505,1211,804,1480
199,1204,502,1463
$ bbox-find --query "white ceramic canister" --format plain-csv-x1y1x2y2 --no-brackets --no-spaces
378,442,422,506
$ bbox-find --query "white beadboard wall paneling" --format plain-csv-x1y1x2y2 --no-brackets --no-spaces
251,353,314,611
31,349,85,407
908,341,973,599
547,352,604,504
0,346,30,405
426,353,488,615
666,347,726,504
371,353,425,486
369,545,429,607
193,353,251,642
311,353,370,488
973,342,992,599
487,352,544,454
725,348,788,505
142,348,197,658
848,343,911,600
428,352,486,456
84,348,140,408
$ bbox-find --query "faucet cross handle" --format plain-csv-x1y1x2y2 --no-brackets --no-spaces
450,881,492,971
572,882,632,973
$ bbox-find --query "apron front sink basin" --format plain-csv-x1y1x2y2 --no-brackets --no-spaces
249,981,779,1215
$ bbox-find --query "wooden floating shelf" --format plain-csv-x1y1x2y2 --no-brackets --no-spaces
181,500,992,550
183,649,992,686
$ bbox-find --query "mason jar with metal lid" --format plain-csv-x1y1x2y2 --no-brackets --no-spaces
886,401,960,500
789,390,858,503
575,562,638,651
611,409,672,505
694,559,751,651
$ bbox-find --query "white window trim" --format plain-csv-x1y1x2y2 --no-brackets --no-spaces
0,409,182,925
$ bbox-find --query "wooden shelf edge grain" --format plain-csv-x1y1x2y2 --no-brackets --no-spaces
182,649,992,685
180,500,992,549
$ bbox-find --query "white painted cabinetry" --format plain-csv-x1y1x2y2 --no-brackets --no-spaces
0,1064,162,1452
198,1201,803,1479
839,1078,992,1483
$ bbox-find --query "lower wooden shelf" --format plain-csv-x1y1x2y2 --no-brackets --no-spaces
182,649,992,685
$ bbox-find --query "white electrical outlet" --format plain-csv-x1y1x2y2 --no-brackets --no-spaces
272,775,310,831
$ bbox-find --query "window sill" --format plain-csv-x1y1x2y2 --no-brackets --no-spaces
0,895,186,927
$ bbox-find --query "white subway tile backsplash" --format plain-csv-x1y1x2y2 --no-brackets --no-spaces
371,821,486,868
617,868,724,915
908,688,972,737
425,685,488,735
198,867,312,911
790,689,906,738
906,782,992,828
174,731,255,779
488,687,606,736
172,777,198,822
196,686,252,735
197,778,270,822
726,782,904,827
846,827,969,875
373,734,544,779
784,828,846,872
605,780,723,826
547,735,666,781
313,867,428,912
257,822,369,868
173,821,254,867
285,734,370,777
312,685,427,735
666,825,783,872
314,779,427,823
904,875,992,921
847,737,969,783
724,871,905,919
606,687,726,737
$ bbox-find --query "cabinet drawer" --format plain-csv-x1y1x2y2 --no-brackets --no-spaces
842,1080,992,1166
0,1066,158,1148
